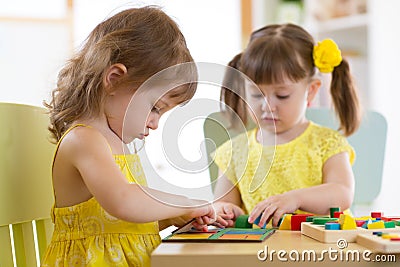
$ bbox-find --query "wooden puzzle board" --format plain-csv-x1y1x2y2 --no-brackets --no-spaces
163,227,275,242
357,233,400,253
301,222,400,243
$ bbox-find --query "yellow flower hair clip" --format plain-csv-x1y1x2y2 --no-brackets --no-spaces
313,39,342,73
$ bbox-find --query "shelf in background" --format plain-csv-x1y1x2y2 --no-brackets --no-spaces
315,13,369,33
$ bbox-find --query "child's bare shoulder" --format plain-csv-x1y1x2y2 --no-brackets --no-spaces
59,126,109,155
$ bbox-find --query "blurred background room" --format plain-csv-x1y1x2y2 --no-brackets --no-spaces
1,0,399,216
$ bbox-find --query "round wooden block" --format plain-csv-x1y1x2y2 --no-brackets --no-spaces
235,215,252,228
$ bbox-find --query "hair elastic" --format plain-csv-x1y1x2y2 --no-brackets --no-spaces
313,39,342,73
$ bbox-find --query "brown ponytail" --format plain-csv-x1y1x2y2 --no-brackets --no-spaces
331,59,361,136
220,53,248,128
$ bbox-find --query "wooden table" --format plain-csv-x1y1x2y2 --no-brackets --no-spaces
152,230,399,266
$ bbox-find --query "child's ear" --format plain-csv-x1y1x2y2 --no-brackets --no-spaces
103,63,128,94
307,79,321,104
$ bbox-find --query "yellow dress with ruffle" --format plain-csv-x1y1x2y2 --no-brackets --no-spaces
41,125,161,267
213,121,355,215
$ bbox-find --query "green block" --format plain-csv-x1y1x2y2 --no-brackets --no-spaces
235,215,252,228
313,217,339,225
306,216,329,222
330,207,340,218
384,221,396,228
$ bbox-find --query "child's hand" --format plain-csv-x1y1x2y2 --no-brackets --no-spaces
191,203,216,231
248,192,299,227
212,201,244,228
191,202,245,230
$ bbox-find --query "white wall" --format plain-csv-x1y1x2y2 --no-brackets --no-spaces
0,0,69,106
367,0,400,216
0,0,241,201
1,0,398,214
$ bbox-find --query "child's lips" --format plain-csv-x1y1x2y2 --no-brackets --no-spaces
138,133,148,140
262,116,278,122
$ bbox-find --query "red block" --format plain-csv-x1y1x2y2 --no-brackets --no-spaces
291,214,313,231
371,212,383,218
333,211,343,218
355,220,365,227
381,217,400,221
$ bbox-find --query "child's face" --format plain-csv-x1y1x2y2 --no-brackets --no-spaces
246,78,312,135
122,87,185,143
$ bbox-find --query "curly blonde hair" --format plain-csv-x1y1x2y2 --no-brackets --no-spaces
45,6,196,142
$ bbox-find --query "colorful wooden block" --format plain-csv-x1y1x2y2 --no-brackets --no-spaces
356,220,365,227
333,211,343,218
381,233,400,239
330,207,340,218
313,217,338,225
381,217,400,222
302,211,400,245
306,215,328,222
253,214,267,229
278,214,292,230
367,221,385,229
371,212,383,218
291,214,313,231
384,221,396,228
339,214,357,230
235,215,252,228
325,222,340,230
357,233,400,253
355,216,373,221
361,219,375,229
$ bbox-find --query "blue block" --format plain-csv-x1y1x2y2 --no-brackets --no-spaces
254,214,267,229
325,223,340,230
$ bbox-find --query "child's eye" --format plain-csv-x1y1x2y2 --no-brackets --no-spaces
251,94,263,99
151,106,161,114
277,95,289,99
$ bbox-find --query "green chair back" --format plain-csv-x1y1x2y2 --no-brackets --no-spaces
0,103,55,267
305,108,387,204
204,108,387,205
203,112,254,191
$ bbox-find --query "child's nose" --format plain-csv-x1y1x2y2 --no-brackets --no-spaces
262,97,276,112
147,114,159,130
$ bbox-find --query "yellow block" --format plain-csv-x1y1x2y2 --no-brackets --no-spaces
354,216,373,221
279,214,292,230
339,214,357,230
381,234,400,239
367,221,385,229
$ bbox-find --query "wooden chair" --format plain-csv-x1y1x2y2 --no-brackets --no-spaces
204,108,387,206
0,103,55,267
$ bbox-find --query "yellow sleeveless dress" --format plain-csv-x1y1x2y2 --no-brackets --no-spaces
41,125,161,267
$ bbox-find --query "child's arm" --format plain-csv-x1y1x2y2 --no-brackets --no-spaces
249,152,354,227
213,171,245,227
159,217,188,230
63,127,215,223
